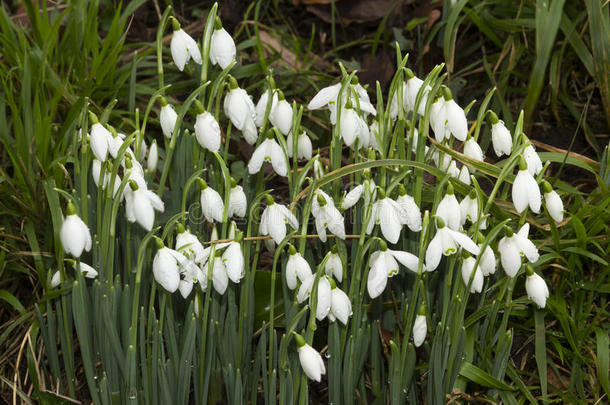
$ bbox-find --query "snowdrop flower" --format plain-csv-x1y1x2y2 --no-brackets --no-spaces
435,183,461,231
368,120,381,150
497,224,539,277
341,185,363,210
199,179,224,223
269,91,293,135
255,89,278,127
228,178,247,218
175,224,205,264
126,181,165,231
308,77,375,124
413,305,427,347
311,191,346,242
396,185,422,232
458,165,471,185
328,279,352,325
65,260,98,279
459,189,479,227
463,137,484,162
287,131,313,160
339,101,369,148
313,157,325,179
404,69,431,116
294,333,325,382
325,245,343,282
367,241,423,298
224,76,257,144
523,144,543,176
152,238,184,293
60,202,92,258
247,133,288,177
525,265,549,308
512,157,541,214
222,237,245,283
477,237,497,276
389,81,407,119
430,87,468,142
159,98,178,139
488,111,512,157
542,181,564,223
91,160,121,198
425,218,480,272
461,256,484,293
194,100,221,153
260,195,299,244
169,18,202,71
208,251,229,294
50,271,61,288
209,18,236,70
147,140,158,172
297,274,331,321
367,189,408,244
88,112,113,162
285,245,313,290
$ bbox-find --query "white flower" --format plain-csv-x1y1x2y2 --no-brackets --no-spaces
308,83,340,111
311,191,346,242
461,257,484,293
223,241,244,283
479,244,497,276
147,140,158,172
396,188,422,232
199,180,224,223
459,191,479,227
413,314,427,347
210,253,229,294
209,26,236,70
463,138,484,162
444,98,468,141
160,101,178,139
287,131,313,160
89,122,113,162
458,165,471,185
543,181,563,222
308,80,375,125
525,268,549,308
260,197,299,244
436,186,461,231
295,335,325,382
341,185,363,210
425,221,480,272
430,91,468,142
247,137,287,177
170,23,202,71
367,244,423,298
297,275,331,321
194,111,221,152
368,120,381,149
50,271,61,288
224,79,256,134
72,262,98,279
328,286,352,325
497,224,539,277
404,70,431,116
389,82,407,119
269,95,293,135
242,116,259,145
91,159,121,198
124,180,164,231
285,247,313,290
490,113,512,157
60,204,92,258
367,193,408,244
255,90,278,127
325,248,343,282
512,159,541,214
152,244,184,293
228,181,247,218
175,227,205,264
339,106,368,148
523,144,543,176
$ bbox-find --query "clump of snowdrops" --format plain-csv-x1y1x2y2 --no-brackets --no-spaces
39,4,563,404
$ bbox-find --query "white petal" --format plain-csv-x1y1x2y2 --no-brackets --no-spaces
389,249,421,273
90,123,110,162
367,257,388,298
242,116,259,145
342,185,363,210
61,214,91,258
153,248,181,292
445,99,468,141
160,104,178,139
545,190,563,223
314,277,331,321
212,258,229,295
200,187,225,223
447,229,480,255
270,99,293,135
436,194,461,231
269,140,288,176
307,83,340,110
325,254,343,282
463,138,484,161
298,344,325,382
194,112,221,152
491,121,512,157
330,288,352,325
248,140,268,174
171,29,190,71
526,273,549,308
228,185,247,218
339,108,359,147
396,194,422,232
297,275,314,303
512,170,531,213
498,237,521,277
223,242,244,283
413,315,427,347
133,190,155,231
210,28,235,69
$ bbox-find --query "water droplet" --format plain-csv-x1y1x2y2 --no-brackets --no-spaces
325,353,331,359
128,389,137,400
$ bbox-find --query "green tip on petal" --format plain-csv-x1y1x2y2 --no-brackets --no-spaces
227,76,238,90
504,226,514,237
66,201,77,216
194,99,205,114
518,156,528,171
542,180,553,194
176,223,186,234
88,111,99,124
331,245,339,254
397,184,407,196
153,236,164,249
198,179,208,190
129,180,139,191
287,244,296,255
214,16,222,30
417,303,426,316
344,97,353,110
170,17,181,31
265,194,275,205
441,86,453,101
446,182,454,195
379,239,388,251
487,110,499,125
525,265,535,277
293,332,306,348
160,97,168,107
404,68,415,80
317,194,327,206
